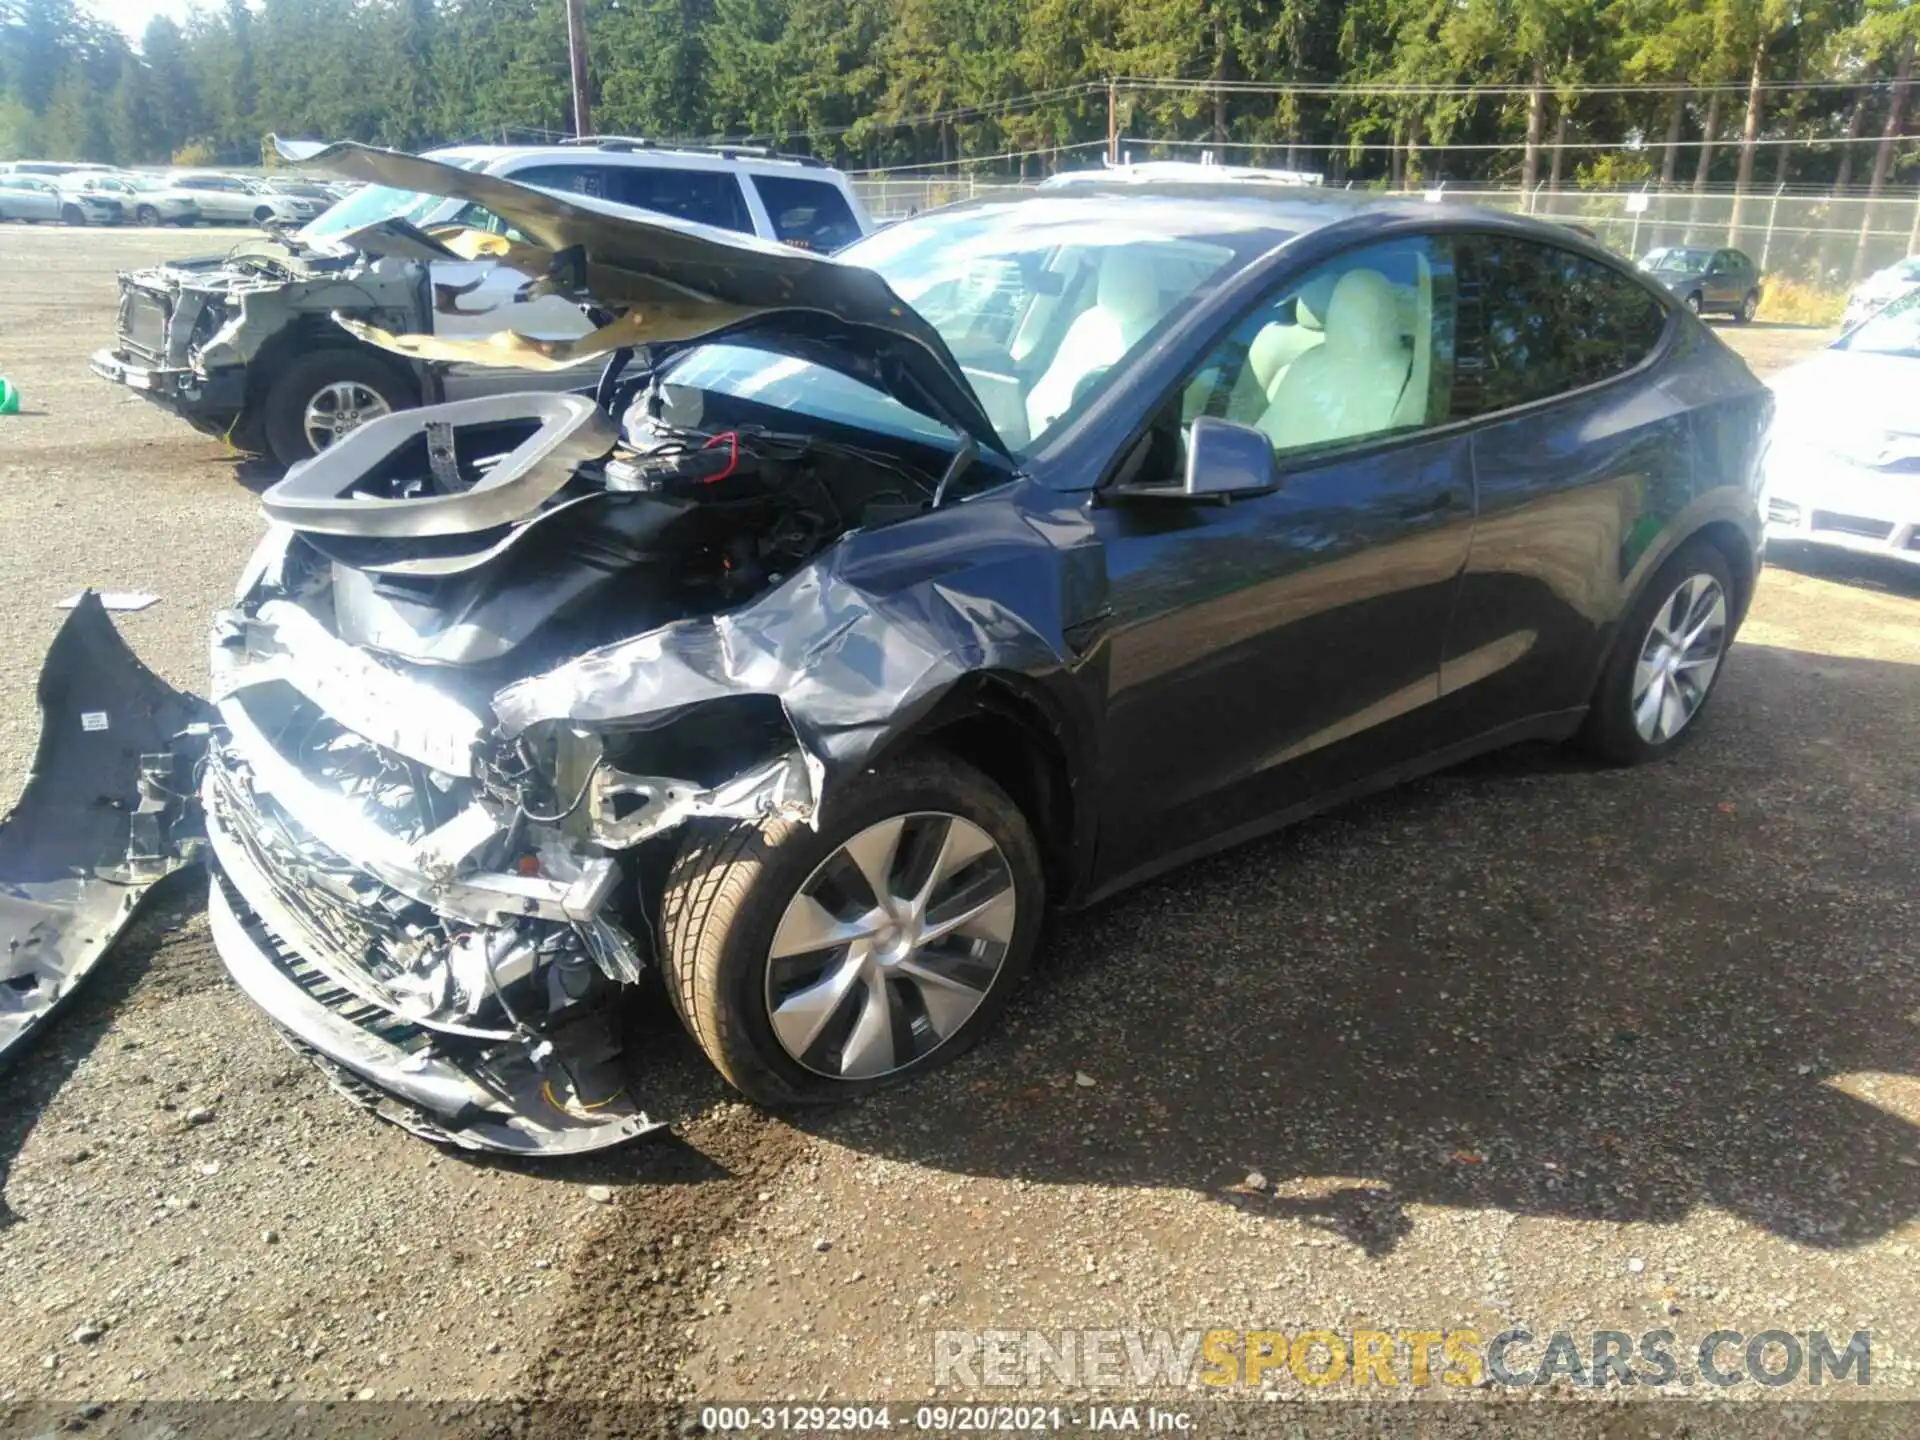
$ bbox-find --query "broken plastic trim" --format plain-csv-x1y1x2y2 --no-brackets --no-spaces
0,593,210,1069
261,392,615,539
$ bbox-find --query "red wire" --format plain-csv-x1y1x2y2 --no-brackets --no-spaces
701,430,740,483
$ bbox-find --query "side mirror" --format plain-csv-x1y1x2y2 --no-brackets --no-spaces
1111,416,1279,503
1182,416,1279,500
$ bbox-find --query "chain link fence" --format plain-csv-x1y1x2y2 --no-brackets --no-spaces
1402,186,1920,284
852,173,1920,285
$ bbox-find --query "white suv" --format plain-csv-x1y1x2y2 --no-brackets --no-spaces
302,139,871,252
94,141,873,465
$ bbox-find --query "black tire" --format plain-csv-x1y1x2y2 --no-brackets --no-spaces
661,750,1045,1107
253,205,276,225
60,204,85,226
134,204,160,226
175,216,198,227
259,347,417,467
1580,538,1736,765
1735,290,1758,324
1683,291,1703,316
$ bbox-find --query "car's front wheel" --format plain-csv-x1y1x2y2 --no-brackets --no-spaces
1582,539,1735,764
1735,290,1759,324
259,348,416,467
60,204,85,226
134,204,160,226
1684,291,1703,316
661,751,1044,1107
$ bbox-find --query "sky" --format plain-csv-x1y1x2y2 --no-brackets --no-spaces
86,0,197,43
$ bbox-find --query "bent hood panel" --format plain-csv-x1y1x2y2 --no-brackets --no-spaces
0,595,210,1068
293,142,1007,457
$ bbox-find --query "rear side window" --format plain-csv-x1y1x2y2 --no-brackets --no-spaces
751,175,862,252
606,166,753,233
1455,236,1668,416
508,163,612,200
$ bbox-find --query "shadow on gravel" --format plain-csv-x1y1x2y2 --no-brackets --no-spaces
1765,544,1920,599
804,640,1920,1254
0,872,207,1231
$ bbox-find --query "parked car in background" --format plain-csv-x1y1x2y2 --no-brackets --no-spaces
244,176,330,223
164,171,312,226
1842,255,1920,330
1765,288,1920,565
93,140,873,465
0,175,65,221
1638,245,1762,322
59,151,1770,1152
72,173,201,226
0,160,120,178
0,174,120,224
256,175,340,211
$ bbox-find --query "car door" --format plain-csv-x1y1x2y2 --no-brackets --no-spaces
22,179,59,221
1435,232,1685,728
1710,250,1742,308
1090,233,1478,883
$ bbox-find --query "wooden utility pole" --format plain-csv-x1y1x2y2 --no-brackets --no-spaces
565,0,592,138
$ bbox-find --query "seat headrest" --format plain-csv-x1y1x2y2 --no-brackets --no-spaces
1294,270,1338,331
1095,250,1163,334
1321,268,1401,360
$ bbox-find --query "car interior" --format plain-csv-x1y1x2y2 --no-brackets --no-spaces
924,238,1437,459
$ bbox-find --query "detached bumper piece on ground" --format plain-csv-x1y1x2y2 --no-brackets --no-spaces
0,595,207,1069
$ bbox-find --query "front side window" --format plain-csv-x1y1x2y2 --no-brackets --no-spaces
751,175,862,251
1455,236,1668,416
1174,235,1459,458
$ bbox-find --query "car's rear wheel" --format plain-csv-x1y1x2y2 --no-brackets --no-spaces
661,750,1044,1107
1581,539,1735,764
1735,290,1759,324
252,205,276,225
1684,291,1703,316
60,204,85,226
134,204,160,226
260,348,416,467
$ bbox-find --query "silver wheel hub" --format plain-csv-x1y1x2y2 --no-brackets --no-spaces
1631,572,1727,744
303,380,391,453
765,812,1017,1081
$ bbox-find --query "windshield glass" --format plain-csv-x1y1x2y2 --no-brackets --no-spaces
660,198,1267,459
299,153,484,243
1643,247,1711,273
1840,288,1920,356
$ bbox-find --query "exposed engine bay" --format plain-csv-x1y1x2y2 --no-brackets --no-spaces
177,371,964,1151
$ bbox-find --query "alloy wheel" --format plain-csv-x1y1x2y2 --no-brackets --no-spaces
764,812,1018,1081
1685,292,1702,315
302,380,392,453
1631,572,1728,745
1740,292,1758,323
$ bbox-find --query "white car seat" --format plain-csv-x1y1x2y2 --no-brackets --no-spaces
1258,268,1412,451
1245,272,1336,403
1025,251,1164,438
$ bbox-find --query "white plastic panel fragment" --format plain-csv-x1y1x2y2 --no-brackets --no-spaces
261,391,614,539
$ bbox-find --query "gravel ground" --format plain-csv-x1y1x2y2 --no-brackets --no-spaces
1,227,1915,1415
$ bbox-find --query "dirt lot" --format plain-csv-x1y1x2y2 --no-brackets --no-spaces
1,227,1916,1415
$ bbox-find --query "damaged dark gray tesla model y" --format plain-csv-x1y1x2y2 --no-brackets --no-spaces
1,146,1769,1153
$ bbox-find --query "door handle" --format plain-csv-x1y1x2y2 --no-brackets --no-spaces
1395,489,1456,520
